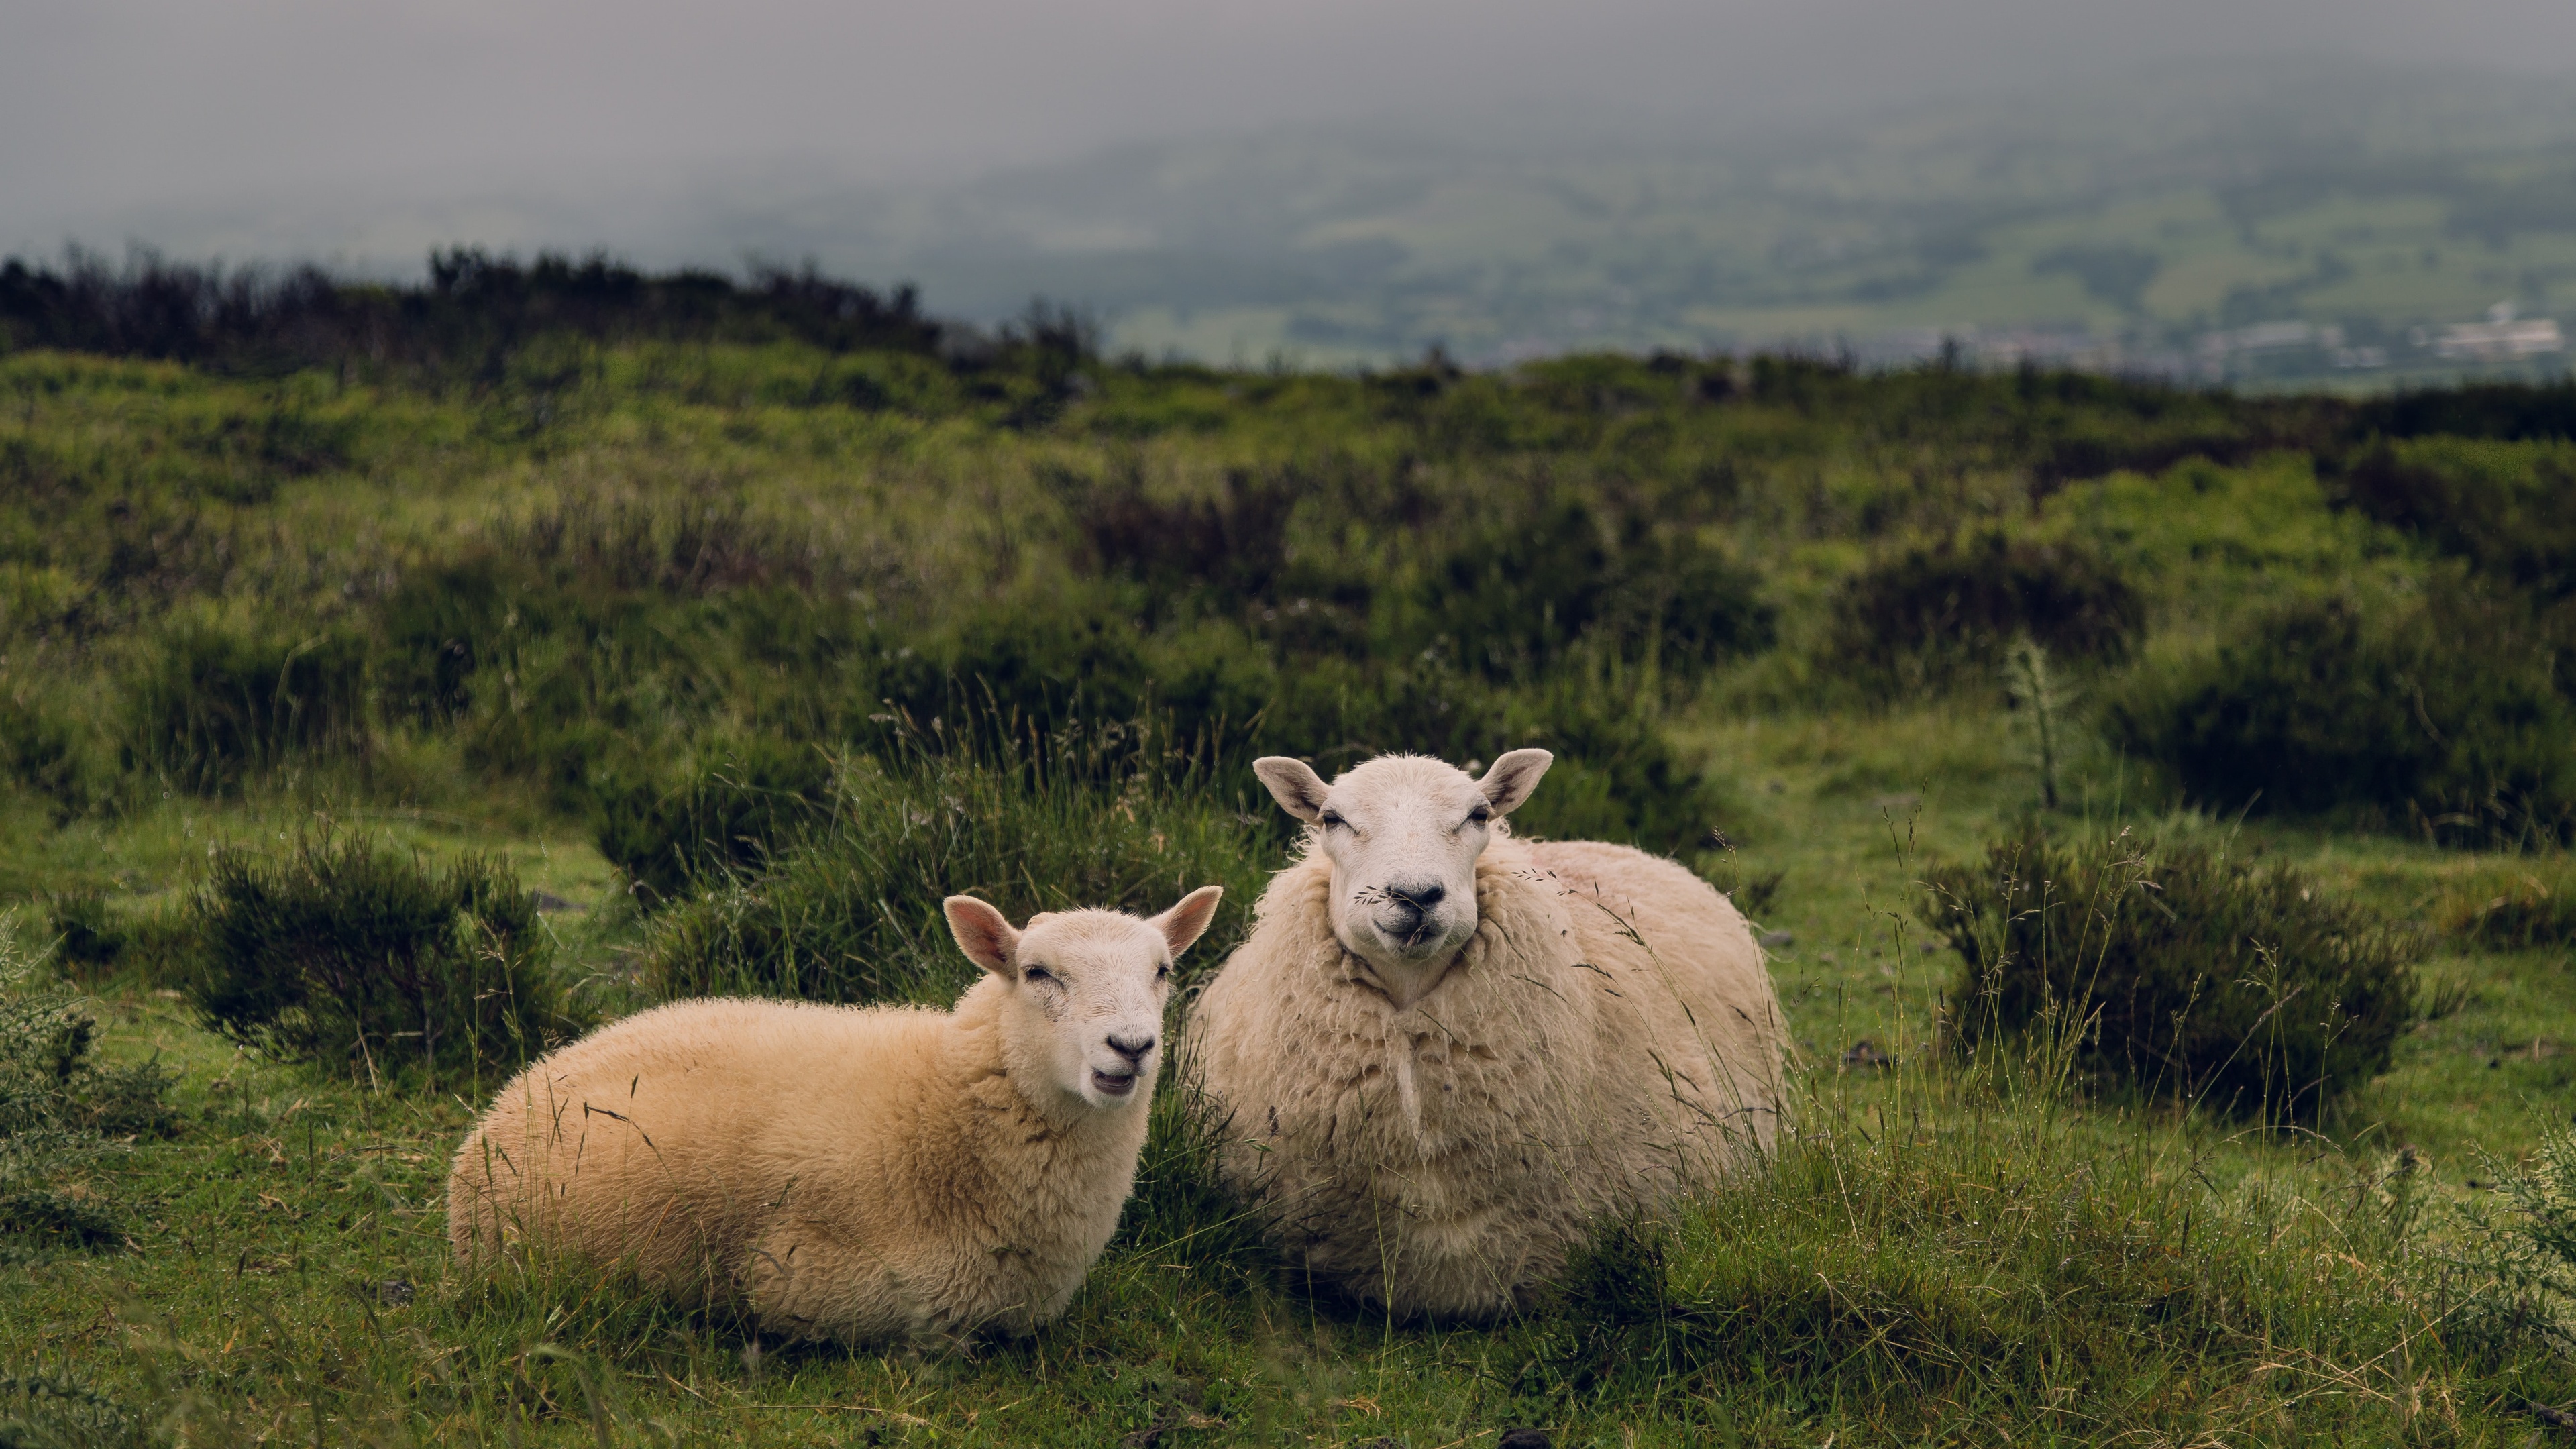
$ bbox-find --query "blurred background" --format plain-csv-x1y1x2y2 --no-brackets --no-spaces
9,0,2576,380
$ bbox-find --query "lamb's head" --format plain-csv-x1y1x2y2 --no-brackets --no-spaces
943,887,1224,1110
1253,749,1552,1007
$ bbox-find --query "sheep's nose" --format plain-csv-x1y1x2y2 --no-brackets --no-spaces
1106,1032,1156,1064
1385,880,1445,914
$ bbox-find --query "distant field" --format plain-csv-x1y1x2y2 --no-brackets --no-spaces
2,322,2575,1444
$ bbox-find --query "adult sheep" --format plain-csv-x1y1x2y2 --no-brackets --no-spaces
447,886,1223,1346
1186,749,1783,1319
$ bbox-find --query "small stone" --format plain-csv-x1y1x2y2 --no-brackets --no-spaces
1499,1430,1554,1449
1843,1040,1893,1069
1758,928,1794,949
531,890,578,913
377,1278,415,1307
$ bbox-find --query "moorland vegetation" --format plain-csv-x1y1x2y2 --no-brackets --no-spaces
1,252,2574,1445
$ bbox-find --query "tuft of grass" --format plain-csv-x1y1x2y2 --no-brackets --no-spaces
184,833,588,1089
1921,822,2420,1118
2443,865,2576,949
121,623,370,793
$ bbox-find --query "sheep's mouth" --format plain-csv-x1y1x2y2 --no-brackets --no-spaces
1374,916,1450,956
1090,1069,1138,1098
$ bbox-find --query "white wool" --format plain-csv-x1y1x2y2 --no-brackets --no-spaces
1187,762,1784,1320
448,890,1219,1346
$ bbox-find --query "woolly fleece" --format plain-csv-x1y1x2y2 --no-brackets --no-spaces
448,966,1152,1344
1187,835,1785,1319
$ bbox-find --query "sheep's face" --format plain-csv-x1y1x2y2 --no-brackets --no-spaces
1254,750,1552,1008
944,888,1223,1111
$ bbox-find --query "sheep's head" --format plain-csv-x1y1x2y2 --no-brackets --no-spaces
1253,749,1552,1008
945,887,1222,1111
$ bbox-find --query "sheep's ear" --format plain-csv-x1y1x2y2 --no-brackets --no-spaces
1253,757,1331,823
1150,885,1224,958
943,896,1020,977
1479,749,1554,816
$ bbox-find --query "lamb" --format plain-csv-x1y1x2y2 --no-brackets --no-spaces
447,885,1224,1346
1184,749,1784,1320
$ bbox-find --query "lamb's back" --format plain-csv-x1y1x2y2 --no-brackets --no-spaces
449,997,943,1286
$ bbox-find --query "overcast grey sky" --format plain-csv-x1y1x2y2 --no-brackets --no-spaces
8,0,2575,262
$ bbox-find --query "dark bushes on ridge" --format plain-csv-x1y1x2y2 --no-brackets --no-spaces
2108,584,2576,844
1921,823,2418,1118
186,836,582,1086
1829,532,2141,694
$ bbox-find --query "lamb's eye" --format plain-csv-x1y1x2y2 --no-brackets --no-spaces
1466,805,1492,826
1022,965,1055,985
1318,810,1347,830
1155,962,1171,980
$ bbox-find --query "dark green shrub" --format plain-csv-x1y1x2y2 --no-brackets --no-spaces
376,557,515,723
1055,463,1309,617
2108,584,2576,844
123,625,368,791
645,714,1275,1004
592,735,835,907
1415,500,1773,680
0,701,91,825
2330,439,2576,600
1921,823,2419,1118
186,836,583,1087
43,893,121,975
1829,531,2142,693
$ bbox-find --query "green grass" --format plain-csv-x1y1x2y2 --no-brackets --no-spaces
1,336,2575,1442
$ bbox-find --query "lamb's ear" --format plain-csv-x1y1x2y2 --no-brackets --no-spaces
1150,885,1224,958
943,896,1020,977
1253,757,1331,823
1478,749,1554,816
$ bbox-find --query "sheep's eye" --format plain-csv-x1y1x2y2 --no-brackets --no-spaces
1155,962,1171,980
1318,810,1347,830
1466,805,1492,826
1022,965,1055,985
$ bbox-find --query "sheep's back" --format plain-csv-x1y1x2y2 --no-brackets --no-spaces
1527,839,1788,1163
447,997,941,1292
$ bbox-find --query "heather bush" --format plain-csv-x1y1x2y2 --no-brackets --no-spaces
1921,823,2418,1118
2108,583,2576,844
1829,531,2142,694
185,836,584,1087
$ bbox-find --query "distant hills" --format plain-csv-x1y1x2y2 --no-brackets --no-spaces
29,57,2576,376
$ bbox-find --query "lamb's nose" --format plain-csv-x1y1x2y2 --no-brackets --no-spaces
1385,880,1445,914
1106,1033,1156,1064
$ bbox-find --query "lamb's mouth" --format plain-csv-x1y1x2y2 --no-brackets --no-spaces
1091,1069,1138,1097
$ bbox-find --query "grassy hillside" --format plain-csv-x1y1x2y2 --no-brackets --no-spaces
3,315,2576,1444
